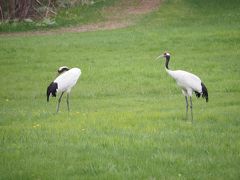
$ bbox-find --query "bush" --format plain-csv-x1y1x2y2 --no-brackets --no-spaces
0,0,95,21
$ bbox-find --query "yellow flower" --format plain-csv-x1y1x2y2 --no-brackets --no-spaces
33,124,40,128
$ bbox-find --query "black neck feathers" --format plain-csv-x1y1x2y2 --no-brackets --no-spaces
58,68,69,74
165,56,170,69
47,82,58,102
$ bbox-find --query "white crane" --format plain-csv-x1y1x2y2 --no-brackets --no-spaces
156,52,208,122
47,66,81,112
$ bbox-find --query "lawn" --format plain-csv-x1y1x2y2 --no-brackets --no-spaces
0,0,240,179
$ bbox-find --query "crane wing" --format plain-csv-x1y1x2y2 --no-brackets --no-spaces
54,68,81,92
168,70,202,92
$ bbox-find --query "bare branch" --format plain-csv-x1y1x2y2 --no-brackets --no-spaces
45,0,51,17
0,4,3,21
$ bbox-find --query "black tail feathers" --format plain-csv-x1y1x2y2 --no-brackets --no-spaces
201,82,208,102
194,82,208,102
47,82,58,102
194,91,201,98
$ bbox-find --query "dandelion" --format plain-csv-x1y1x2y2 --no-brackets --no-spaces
33,124,40,128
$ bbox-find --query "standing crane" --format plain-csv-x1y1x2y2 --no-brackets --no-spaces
156,52,208,122
47,66,81,113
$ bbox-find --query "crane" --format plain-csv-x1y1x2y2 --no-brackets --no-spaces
156,52,208,122
47,66,81,113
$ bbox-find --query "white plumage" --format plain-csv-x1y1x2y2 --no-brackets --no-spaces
156,52,208,122
54,68,81,93
47,66,81,112
166,70,202,96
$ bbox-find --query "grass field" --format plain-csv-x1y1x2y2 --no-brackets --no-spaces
1,0,240,179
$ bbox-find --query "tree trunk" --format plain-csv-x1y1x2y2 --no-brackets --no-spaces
9,0,15,19
15,0,32,20
0,0,3,20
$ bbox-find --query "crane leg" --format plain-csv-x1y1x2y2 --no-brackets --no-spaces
185,96,188,120
56,92,64,113
67,93,70,112
190,96,193,123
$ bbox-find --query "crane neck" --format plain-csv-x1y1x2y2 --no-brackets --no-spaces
165,56,170,69
164,56,178,81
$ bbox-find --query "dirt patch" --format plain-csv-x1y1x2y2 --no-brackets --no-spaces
1,0,161,37
123,0,161,15
1,20,131,37
102,0,161,21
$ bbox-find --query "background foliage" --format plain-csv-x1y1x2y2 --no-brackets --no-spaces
0,0,117,32
0,0,97,20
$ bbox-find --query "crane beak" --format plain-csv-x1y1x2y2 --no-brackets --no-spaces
156,54,164,60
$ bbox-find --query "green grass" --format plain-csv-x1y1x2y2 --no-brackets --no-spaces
1,0,240,179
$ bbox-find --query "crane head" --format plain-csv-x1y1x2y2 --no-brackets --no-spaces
156,52,170,60
58,66,69,74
